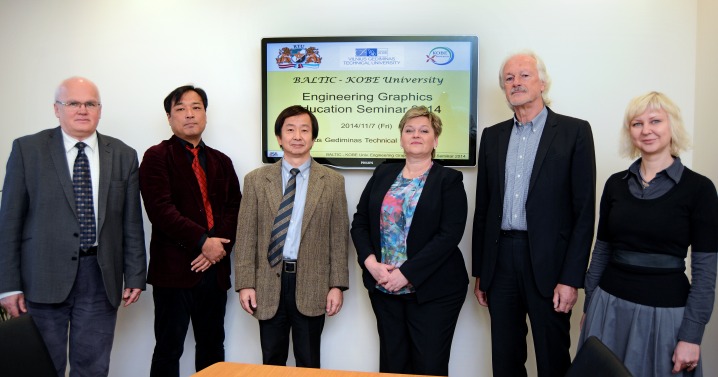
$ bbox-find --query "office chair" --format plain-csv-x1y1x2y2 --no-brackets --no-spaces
0,315,57,377
565,336,633,377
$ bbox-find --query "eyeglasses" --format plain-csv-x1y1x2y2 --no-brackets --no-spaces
55,101,101,111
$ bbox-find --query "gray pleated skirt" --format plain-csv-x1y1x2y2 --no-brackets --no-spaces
579,287,702,377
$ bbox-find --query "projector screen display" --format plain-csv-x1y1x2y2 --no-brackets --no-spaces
262,36,478,168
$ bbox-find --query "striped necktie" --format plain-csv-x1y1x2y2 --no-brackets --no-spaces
268,168,300,267
73,142,96,250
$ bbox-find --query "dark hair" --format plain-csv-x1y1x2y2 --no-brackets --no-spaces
274,105,319,139
163,85,208,114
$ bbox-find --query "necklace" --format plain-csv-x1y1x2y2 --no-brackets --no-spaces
638,167,651,188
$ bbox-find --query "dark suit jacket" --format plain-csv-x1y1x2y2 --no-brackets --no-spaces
472,108,596,297
351,162,469,303
0,127,146,308
235,159,349,320
139,135,241,290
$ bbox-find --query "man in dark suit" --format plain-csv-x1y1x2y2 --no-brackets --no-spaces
139,85,241,376
472,52,596,377
0,76,147,376
235,105,348,368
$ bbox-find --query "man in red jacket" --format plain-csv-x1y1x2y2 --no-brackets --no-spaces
139,85,241,377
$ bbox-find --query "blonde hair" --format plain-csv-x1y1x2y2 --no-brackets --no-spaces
398,106,442,158
620,91,691,158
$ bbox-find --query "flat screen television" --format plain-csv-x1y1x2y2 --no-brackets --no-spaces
261,36,479,169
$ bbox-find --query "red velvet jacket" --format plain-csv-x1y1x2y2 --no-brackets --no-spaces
139,135,241,290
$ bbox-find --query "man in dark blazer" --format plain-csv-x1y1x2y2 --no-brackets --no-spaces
0,76,147,376
139,85,241,376
235,105,348,368
472,52,596,377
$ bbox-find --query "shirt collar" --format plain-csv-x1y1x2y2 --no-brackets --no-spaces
513,107,548,134
177,137,206,150
623,156,684,183
61,129,98,153
282,158,311,179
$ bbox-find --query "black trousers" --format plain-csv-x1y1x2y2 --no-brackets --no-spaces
150,268,227,377
258,269,325,368
368,288,466,376
487,234,571,377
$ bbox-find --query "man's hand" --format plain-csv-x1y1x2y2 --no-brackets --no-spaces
474,278,488,307
326,288,343,316
239,288,257,315
122,288,142,307
190,254,212,272
364,254,395,285
201,237,229,263
0,293,27,318
552,283,577,313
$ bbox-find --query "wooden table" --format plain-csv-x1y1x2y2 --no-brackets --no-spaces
192,362,434,377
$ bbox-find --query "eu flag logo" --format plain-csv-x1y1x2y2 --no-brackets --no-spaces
356,48,378,57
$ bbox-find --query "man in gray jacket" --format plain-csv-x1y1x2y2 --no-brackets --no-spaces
0,77,146,377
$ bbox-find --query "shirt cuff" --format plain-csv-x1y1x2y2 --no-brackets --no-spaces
0,291,23,300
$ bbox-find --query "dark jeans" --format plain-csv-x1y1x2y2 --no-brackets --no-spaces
258,269,325,368
487,235,571,377
368,288,466,376
27,255,117,377
150,268,227,377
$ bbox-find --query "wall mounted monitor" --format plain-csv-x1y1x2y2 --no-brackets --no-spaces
262,35,478,168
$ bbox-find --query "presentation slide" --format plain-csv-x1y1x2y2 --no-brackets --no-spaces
262,37,478,168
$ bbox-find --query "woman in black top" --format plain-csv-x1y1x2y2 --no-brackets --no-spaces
579,92,718,377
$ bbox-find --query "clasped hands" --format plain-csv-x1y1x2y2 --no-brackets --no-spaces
365,255,409,292
191,237,230,272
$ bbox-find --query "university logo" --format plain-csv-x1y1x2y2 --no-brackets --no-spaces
355,48,388,57
425,47,454,65
275,46,322,69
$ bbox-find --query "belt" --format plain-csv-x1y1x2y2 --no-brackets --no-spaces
612,249,685,269
80,246,98,257
500,230,528,239
283,260,297,273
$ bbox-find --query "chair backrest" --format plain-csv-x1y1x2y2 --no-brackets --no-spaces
0,315,57,377
565,336,633,377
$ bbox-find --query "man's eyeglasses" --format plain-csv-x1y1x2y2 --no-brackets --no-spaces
55,101,101,111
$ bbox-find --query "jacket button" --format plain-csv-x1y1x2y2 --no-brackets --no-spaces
73,233,79,237
276,273,280,277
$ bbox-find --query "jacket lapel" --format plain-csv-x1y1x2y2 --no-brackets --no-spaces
497,120,512,199
96,133,112,234
49,127,77,216
301,159,324,236
529,108,558,193
263,161,284,216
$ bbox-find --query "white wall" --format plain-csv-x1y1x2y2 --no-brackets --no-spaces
0,1,713,376
694,0,718,373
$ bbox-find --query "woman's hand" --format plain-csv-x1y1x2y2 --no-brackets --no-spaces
382,269,410,292
672,341,700,374
364,254,395,285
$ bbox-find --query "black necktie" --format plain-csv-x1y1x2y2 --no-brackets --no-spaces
267,168,300,267
73,142,96,250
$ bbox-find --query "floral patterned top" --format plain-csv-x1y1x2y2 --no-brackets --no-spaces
376,166,431,294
